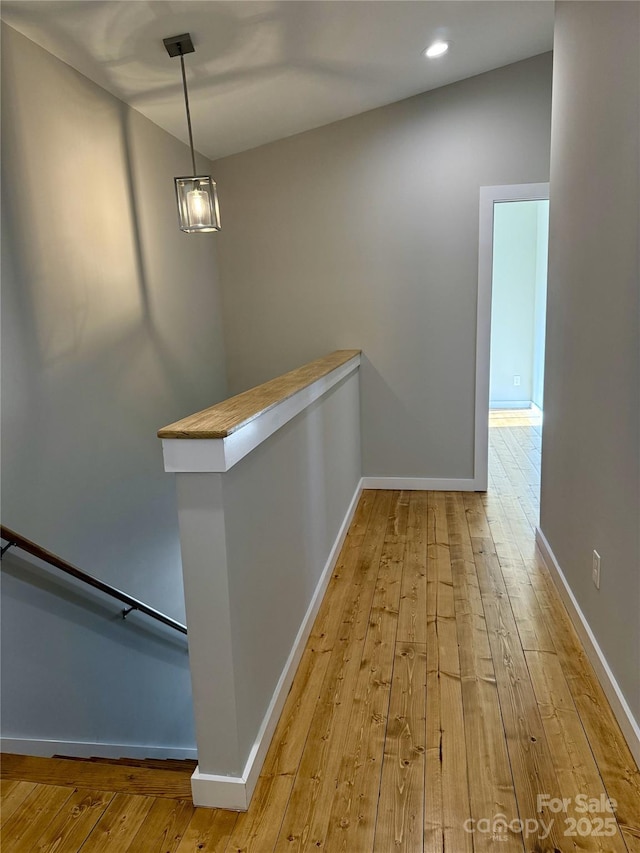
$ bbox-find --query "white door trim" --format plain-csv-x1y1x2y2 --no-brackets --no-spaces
474,182,550,490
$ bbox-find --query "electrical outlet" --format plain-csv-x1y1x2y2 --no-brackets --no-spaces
513,375,521,387
592,550,601,589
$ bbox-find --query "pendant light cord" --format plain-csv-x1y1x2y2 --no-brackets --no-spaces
179,49,198,176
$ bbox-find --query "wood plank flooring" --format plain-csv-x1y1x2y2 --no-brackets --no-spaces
1,755,193,800
2,408,639,852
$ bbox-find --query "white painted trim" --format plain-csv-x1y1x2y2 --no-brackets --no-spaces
475,183,549,491
489,400,533,410
190,767,249,811
162,355,361,473
362,477,479,491
0,738,197,761
190,477,364,810
535,527,640,767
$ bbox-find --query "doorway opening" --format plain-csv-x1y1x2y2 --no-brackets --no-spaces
490,199,549,413
474,183,549,493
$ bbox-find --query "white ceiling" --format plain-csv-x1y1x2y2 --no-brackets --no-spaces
1,1,554,160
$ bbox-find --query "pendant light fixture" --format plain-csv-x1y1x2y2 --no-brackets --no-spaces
164,33,221,233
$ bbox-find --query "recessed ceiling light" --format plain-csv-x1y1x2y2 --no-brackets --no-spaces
424,41,449,59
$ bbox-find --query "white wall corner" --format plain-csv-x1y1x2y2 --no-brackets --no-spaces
535,527,640,767
175,473,243,779
190,766,249,811
188,477,364,810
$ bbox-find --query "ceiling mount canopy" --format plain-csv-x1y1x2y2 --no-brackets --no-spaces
164,32,220,234
163,32,195,58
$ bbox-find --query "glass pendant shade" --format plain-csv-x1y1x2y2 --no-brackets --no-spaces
175,176,221,233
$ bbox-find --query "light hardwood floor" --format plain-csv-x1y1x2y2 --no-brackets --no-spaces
2,409,639,852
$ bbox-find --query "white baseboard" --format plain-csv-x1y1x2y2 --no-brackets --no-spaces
362,477,479,491
0,737,197,761
191,477,364,810
535,527,640,767
490,400,533,410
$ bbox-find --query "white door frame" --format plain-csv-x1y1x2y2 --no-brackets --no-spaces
474,182,550,490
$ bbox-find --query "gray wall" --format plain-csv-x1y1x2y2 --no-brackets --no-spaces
1,554,195,757
540,2,640,721
1,24,226,753
225,373,361,769
213,53,553,479
174,370,361,777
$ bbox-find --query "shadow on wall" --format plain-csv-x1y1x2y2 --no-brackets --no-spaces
2,40,202,393
0,73,184,607
1,24,225,601
1,552,194,754
0,24,226,754
2,554,189,664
